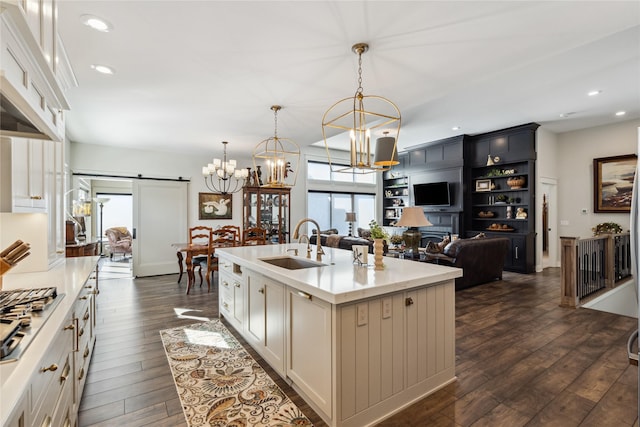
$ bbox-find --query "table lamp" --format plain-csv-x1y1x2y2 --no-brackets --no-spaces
395,207,432,256
345,212,357,236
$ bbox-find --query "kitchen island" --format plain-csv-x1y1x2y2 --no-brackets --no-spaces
216,243,462,427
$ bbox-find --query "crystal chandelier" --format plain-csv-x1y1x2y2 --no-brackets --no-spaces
322,42,401,174
202,141,249,194
253,105,300,187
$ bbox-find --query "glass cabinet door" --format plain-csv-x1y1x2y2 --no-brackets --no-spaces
243,187,290,243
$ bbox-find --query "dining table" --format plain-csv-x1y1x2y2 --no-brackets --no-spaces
171,242,208,291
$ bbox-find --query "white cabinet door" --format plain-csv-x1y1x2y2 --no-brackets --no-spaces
245,271,285,374
10,139,46,211
232,279,244,327
246,272,265,345
287,288,332,416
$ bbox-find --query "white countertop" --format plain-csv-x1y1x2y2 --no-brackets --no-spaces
0,257,99,424
216,244,462,304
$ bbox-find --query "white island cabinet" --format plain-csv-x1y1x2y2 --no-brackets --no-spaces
216,244,462,427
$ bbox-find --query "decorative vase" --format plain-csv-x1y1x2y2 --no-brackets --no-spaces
373,238,384,270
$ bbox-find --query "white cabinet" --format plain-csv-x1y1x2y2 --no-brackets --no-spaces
0,0,72,142
74,274,98,409
286,288,332,416
9,138,46,210
29,312,75,427
246,270,285,375
219,270,244,332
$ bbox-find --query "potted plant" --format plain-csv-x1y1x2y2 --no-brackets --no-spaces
592,222,623,236
368,220,388,270
368,220,389,240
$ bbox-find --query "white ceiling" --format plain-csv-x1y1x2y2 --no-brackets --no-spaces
56,1,640,157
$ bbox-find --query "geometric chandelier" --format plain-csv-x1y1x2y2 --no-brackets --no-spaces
253,105,300,187
322,42,401,174
202,141,249,194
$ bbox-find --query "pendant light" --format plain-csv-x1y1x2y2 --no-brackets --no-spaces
322,43,401,174
253,105,300,187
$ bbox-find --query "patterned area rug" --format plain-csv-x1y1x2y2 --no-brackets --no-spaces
160,320,313,426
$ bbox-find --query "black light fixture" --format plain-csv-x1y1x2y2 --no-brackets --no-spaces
202,141,249,194
93,197,110,256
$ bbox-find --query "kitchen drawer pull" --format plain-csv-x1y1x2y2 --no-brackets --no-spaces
222,302,229,310
79,295,89,300
84,345,90,358
405,297,414,306
297,291,312,300
78,367,85,380
41,415,52,427
234,282,241,288
78,327,85,337
85,285,93,289
30,195,43,200
222,281,229,287
258,287,265,294
60,362,71,383
83,311,90,321
41,363,58,373
64,323,75,330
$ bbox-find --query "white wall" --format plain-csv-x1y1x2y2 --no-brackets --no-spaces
536,126,559,270
70,142,253,230
556,119,639,238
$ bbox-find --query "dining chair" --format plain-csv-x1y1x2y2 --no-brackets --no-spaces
242,227,268,245
216,225,242,245
187,226,212,293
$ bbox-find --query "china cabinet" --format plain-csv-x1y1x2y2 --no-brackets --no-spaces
242,186,290,243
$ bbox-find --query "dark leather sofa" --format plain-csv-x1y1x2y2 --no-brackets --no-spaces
428,237,509,290
309,234,387,254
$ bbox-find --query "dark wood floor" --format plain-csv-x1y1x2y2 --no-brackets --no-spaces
78,263,638,426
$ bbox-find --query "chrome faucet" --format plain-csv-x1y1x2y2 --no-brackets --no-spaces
293,218,325,261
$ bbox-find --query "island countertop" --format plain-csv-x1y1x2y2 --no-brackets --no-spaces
216,243,462,304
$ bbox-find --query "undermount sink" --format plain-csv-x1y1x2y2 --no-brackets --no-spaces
259,256,326,270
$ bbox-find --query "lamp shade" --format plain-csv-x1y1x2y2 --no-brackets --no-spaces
395,207,432,227
374,136,399,167
345,212,357,222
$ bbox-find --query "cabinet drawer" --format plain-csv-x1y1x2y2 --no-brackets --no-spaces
31,346,72,426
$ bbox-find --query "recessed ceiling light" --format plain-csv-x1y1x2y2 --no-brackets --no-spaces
559,112,576,118
91,64,115,75
452,126,461,131
81,14,113,32
587,90,602,97
615,111,626,116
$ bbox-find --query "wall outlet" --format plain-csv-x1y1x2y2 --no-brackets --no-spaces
357,304,368,326
581,208,588,214
382,298,392,319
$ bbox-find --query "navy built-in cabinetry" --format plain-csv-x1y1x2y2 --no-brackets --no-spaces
384,123,538,273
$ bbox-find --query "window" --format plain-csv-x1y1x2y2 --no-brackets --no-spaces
306,191,375,235
307,160,375,185
97,193,133,235
305,159,377,236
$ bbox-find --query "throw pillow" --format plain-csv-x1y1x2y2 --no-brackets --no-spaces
437,236,451,251
357,228,372,239
312,228,338,235
443,239,464,257
425,241,441,254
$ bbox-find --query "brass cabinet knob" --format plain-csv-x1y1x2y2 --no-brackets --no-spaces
41,363,58,373
405,297,414,306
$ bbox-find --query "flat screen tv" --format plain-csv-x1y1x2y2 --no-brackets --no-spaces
413,182,451,206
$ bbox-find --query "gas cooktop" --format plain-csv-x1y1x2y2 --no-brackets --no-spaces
0,287,63,363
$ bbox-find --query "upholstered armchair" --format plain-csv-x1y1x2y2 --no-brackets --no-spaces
105,227,132,260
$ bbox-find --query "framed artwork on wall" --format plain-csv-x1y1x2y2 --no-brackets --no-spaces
593,154,637,213
199,192,232,220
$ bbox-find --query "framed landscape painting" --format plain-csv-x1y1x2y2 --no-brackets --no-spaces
199,192,232,220
593,154,637,213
